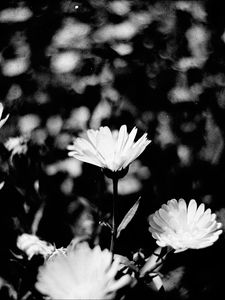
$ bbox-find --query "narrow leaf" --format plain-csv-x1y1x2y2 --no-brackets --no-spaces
116,197,141,238
31,203,45,235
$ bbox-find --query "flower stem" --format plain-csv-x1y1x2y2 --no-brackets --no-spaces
110,177,118,255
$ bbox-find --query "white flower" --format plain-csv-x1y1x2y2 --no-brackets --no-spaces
149,199,223,253
5,136,28,155
17,234,55,260
0,103,9,128
0,7,32,23
35,242,132,300
68,125,151,172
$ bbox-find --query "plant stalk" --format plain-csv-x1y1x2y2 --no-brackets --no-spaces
110,177,118,254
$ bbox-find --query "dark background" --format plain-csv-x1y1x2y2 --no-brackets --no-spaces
0,1,225,299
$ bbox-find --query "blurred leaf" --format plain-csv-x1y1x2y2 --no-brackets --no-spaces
31,203,45,235
163,266,185,292
21,290,32,300
116,197,140,238
0,277,17,299
0,181,4,190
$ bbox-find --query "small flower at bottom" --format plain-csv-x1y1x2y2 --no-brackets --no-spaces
67,125,151,173
35,242,132,300
17,233,55,260
148,199,223,253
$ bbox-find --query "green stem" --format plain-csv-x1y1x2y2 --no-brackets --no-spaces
110,177,118,254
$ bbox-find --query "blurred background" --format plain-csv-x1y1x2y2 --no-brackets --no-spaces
0,0,225,299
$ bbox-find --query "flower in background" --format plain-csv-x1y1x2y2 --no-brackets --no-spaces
17,234,55,260
0,6,32,23
148,199,222,252
0,102,9,128
5,136,28,155
68,125,150,173
35,242,132,300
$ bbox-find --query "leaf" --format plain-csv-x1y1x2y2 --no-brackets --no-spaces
0,277,17,300
163,266,185,291
31,203,45,235
0,181,4,190
116,197,141,238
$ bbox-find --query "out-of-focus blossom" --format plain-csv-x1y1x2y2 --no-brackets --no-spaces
68,125,150,172
5,136,28,155
46,115,63,136
109,1,130,16
177,145,192,166
66,107,90,131
45,158,82,178
199,112,224,165
169,84,202,104
90,100,112,129
175,1,206,22
0,7,32,23
2,57,29,77
6,84,23,102
96,9,152,43
186,25,209,59
102,87,119,103
31,128,47,145
155,112,176,148
111,43,133,56
149,199,223,252
130,11,153,28
17,234,55,260
110,176,141,195
169,86,192,103
55,132,71,150
0,103,9,128
72,75,99,94
51,51,80,73
34,91,50,105
67,197,97,239
107,160,150,195
94,21,137,42
177,57,205,71
70,209,96,238
35,242,132,300
52,18,90,49
60,177,74,195
175,1,191,11
18,114,41,135
99,65,114,85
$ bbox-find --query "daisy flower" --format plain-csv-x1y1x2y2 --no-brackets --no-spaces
148,199,222,252
68,125,150,173
17,234,55,260
35,242,132,299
